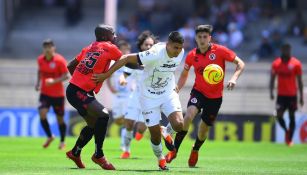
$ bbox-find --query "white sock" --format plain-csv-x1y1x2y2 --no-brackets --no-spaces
124,130,133,152
120,128,126,147
151,142,164,160
166,123,175,135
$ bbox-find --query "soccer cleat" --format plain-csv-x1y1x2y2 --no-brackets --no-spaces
58,142,66,150
161,126,175,151
43,135,55,148
158,158,169,171
66,150,85,168
91,155,115,170
287,141,294,147
165,149,177,163
135,132,144,141
120,151,130,159
188,149,199,167
285,130,290,144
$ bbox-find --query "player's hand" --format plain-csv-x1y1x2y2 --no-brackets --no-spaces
35,84,40,91
270,93,274,100
227,80,236,90
174,85,180,93
92,73,109,83
45,78,55,86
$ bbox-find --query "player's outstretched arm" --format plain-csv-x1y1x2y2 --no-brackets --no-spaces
227,56,245,90
176,68,190,93
91,54,139,83
67,58,79,75
297,75,304,106
269,73,276,100
35,70,40,91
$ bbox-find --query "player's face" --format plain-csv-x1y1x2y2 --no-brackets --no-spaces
43,44,55,56
119,45,131,54
195,32,211,49
166,42,183,58
140,37,155,51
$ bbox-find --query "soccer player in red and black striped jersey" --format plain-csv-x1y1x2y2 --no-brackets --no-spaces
165,25,245,167
65,24,122,170
35,39,68,150
270,43,304,147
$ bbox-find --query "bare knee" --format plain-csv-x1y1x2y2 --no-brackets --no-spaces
172,118,183,132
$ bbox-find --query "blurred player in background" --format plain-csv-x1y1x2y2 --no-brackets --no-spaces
270,43,304,147
35,39,68,150
120,31,158,159
165,25,245,167
106,40,132,151
65,24,122,170
92,31,185,170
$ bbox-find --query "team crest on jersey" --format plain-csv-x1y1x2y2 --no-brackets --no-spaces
191,97,197,104
49,62,56,69
209,53,216,60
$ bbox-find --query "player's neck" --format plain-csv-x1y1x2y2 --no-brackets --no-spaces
45,54,54,61
199,46,209,54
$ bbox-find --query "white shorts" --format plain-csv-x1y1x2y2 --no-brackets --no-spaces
112,94,129,119
125,93,144,122
140,91,182,127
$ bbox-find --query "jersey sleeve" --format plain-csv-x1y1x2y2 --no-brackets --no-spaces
221,46,236,62
109,45,123,61
184,51,194,70
76,48,87,62
59,57,68,74
271,60,277,74
295,61,303,76
138,44,159,66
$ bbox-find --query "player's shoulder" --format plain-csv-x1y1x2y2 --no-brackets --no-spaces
291,57,302,65
187,48,197,56
152,42,166,52
212,43,231,52
37,54,45,61
272,57,281,65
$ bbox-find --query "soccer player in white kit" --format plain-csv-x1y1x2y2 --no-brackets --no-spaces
92,31,185,170
120,31,158,159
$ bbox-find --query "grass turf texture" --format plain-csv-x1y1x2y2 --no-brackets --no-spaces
0,137,306,175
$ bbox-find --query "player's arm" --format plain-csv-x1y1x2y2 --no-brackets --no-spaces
269,72,276,100
45,73,69,86
67,58,79,75
297,75,304,106
176,66,190,93
92,54,139,83
35,70,40,91
227,56,245,90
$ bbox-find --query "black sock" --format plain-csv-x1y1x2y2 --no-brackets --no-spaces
193,137,205,151
277,117,287,132
72,126,94,157
59,123,66,142
40,118,52,137
94,117,109,158
174,130,188,152
289,114,295,141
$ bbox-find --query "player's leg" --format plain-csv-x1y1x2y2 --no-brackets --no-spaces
188,97,222,168
52,97,67,150
86,100,115,170
287,96,298,146
38,94,54,148
276,96,287,132
111,98,126,150
143,107,168,170
120,118,135,158
135,122,147,141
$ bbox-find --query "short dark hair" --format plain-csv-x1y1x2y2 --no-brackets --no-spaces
42,39,54,47
195,25,213,35
117,40,131,49
136,30,158,51
168,31,184,44
95,24,115,42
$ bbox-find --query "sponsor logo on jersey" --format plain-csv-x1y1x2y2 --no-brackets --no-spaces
161,63,176,68
49,62,56,69
191,97,197,104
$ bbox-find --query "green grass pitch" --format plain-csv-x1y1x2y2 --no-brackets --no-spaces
0,137,306,175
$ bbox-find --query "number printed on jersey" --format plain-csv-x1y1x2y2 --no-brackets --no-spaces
77,52,100,75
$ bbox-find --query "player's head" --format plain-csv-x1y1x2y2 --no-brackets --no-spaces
195,24,213,49
137,30,158,51
42,38,55,56
117,40,131,54
280,43,291,61
95,24,116,43
166,31,184,58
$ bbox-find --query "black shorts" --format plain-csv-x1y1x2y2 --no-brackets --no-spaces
66,83,96,117
38,94,65,116
187,89,222,126
276,95,297,111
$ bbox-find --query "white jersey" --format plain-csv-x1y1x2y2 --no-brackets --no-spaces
109,67,132,96
138,43,184,98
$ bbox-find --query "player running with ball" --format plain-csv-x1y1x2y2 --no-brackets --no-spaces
165,24,245,167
